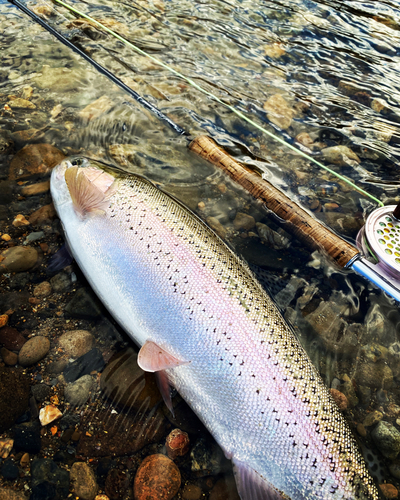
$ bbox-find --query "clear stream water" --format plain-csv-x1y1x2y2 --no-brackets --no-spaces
1,0,400,497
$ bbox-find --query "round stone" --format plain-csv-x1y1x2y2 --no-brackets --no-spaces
58,330,94,358
0,246,38,273
134,454,181,500
18,336,50,367
70,462,98,500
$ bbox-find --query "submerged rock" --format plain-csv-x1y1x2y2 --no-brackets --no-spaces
58,330,94,358
263,94,296,129
18,336,50,367
321,146,360,166
64,374,93,406
0,367,31,432
134,454,181,500
372,421,400,460
0,246,38,273
70,462,98,500
9,143,65,181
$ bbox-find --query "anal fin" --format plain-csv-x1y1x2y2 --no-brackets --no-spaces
232,458,287,500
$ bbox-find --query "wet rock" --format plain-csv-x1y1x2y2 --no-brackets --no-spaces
50,271,73,293
0,438,14,459
256,222,290,249
134,454,181,500
28,203,57,225
79,96,114,122
64,374,93,406
100,347,161,410
321,146,360,166
77,408,166,457
209,476,240,500
372,421,400,460
0,367,31,432
105,468,130,500
336,374,358,408
33,281,52,298
7,97,35,109
46,359,68,374
166,428,190,459
39,405,62,426
32,383,51,403
0,460,19,480
263,94,296,129
361,343,388,363
355,362,393,390
65,288,103,320
379,483,398,499
24,231,45,245
295,131,314,147
0,488,26,500
329,389,347,411
363,410,383,427
233,212,255,231
182,484,202,500
1,347,18,365
190,438,227,476
0,246,38,273
9,143,65,181
31,458,70,499
14,422,41,453
58,329,94,357
33,65,88,92
64,348,105,383
12,214,30,227
70,462,98,500
0,314,8,328
18,336,50,367
206,216,227,239
21,180,50,196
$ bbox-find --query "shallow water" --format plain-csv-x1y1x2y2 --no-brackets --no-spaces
1,0,400,497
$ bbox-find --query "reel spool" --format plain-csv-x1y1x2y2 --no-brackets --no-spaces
356,205,400,286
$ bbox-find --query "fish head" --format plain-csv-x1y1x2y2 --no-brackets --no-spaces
51,156,118,218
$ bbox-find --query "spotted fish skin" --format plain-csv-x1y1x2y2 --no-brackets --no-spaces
51,158,379,500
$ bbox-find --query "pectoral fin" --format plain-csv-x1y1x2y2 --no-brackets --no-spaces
138,341,190,416
232,459,287,500
138,340,190,372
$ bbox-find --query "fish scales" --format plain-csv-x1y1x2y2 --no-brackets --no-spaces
51,159,379,500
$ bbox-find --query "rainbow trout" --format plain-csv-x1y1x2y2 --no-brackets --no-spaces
51,157,379,500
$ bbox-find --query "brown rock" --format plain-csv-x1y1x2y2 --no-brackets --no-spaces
233,212,255,231
9,143,65,180
1,347,18,366
7,98,36,109
70,462,98,500
79,96,114,122
0,488,28,500
21,181,50,196
329,388,348,411
206,217,227,239
58,330,94,357
0,326,26,351
100,347,162,410
0,438,14,459
363,410,383,427
263,94,296,129
77,408,166,457
355,362,393,390
33,281,52,298
0,246,38,273
0,315,8,328
18,336,50,367
166,428,190,459
182,484,202,500
12,214,30,227
20,453,29,466
28,203,56,225
295,132,314,147
380,483,398,499
134,454,181,500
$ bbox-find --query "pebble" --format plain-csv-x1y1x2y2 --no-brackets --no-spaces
39,404,62,426
64,348,105,383
166,428,190,459
100,347,161,410
64,374,93,406
0,246,38,273
264,42,286,58
1,234,11,241
33,281,52,298
295,132,314,147
329,389,347,411
0,368,31,432
355,362,393,390
70,462,98,500
206,216,227,239
20,453,30,466
363,410,383,427
31,458,70,499
0,314,8,328
105,468,130,500
372,421,400,460
134,454,181,500
0,488,27,500
7,97,36,109
233,212,255,231
46,358,68,374
0,438,14,459
14,422,41,453
24,231,45,245
65,287,103,319
28,203,57,225
8,143,66,181
12,214,30,227
379,483,398,499
50,271,73,293
18,336,50,367
361,343,388,363
0,460,19,480
58,329,94,357
324,202,340,211
79,95,114,122
190,438,226,476
321,145,360,166
357,424,367,438
21,180,50,196
263,94,296,129
1,347,18,365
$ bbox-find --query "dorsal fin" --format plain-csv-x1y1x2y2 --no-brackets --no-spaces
65,166,116,217
138,340,190,372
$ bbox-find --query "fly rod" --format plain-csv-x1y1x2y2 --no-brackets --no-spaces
8,0,400,302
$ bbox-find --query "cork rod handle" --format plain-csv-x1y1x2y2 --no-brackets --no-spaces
189,135,359,268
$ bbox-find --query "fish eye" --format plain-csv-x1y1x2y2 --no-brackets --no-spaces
71,158,84,166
